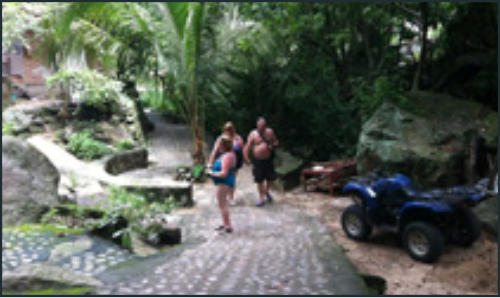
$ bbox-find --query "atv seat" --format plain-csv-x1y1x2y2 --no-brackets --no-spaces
401,184,487,203
400,187,441,201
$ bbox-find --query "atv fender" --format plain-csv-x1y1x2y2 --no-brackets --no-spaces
398,202,452,230
343,182,377,208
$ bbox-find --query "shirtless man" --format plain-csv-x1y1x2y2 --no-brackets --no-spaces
244,117,279,207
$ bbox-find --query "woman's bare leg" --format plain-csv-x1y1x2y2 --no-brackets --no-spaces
217,185,231,228
228,171,237,201
228,187,235,201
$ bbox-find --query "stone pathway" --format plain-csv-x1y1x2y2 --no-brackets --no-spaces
5,110,368,295
124,110,195,178
26,134,191,207
2,230,135,277
95,169,368,295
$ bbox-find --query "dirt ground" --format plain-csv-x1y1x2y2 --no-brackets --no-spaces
280,189,498,295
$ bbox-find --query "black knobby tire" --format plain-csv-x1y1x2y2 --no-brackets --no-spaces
402,221,444,263
451,207,481,247
341,204,373,241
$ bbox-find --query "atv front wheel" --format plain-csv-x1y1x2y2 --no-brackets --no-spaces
402,221,444,263
342,204,372,240
451,208,481,247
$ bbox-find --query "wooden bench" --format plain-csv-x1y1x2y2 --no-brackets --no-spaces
301,159,357,196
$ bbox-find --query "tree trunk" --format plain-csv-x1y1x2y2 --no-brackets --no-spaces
359,21,375,70
412,3,428,92
191,120,205,165
189,87,205,166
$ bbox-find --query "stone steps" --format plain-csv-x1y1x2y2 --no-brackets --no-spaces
27,135,192,206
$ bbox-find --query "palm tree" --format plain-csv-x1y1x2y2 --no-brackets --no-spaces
35,2,272,166
37,2,208,164
155,2,206,164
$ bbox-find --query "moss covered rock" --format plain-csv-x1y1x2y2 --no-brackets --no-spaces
356,91,497,187
274,149,304,190
2,136,61,225
2,264,101,294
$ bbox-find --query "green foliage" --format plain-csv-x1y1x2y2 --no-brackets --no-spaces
139,86,177,114
3,286,94,296
2,3,57,50
47,68,125,112
40,204,104,229
352,76,412,122
120,230,132,250
66,131,112,160
34,2,498,162
2,120,14,136
114,139,135,151
191,164,205,181
97,187,178,248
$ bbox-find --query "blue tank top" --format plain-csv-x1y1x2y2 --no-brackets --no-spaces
211,154,236,187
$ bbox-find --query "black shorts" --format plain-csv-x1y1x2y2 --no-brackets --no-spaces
252,158,276,183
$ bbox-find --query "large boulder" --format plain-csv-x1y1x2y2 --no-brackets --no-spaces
356,91,497,187
474,196,498,237
273,149,304,191
2,100,63,135
2,264,101,295
2,136,60,225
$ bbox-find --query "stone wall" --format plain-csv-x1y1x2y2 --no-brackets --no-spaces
104,148,148,175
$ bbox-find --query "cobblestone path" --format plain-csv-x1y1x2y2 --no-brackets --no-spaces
96,169,368,295
124,110,195,178
2,230,135,278
4,112,368,295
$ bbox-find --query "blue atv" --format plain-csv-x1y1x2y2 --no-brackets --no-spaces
341,173,492,263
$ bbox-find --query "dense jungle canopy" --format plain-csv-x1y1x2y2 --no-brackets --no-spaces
2,2,498,162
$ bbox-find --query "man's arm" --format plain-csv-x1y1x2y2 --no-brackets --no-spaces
268,128,279,148
243,131,254,164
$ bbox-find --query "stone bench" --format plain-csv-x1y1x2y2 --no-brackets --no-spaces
108,177,193,207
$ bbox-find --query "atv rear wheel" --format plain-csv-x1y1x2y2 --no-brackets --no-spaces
403,221,444,263
342,204,372,240
451,208,481,247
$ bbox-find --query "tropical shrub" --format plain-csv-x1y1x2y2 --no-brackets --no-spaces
47,68,126,113
66,131,112,160
97,187,178,249
352,76,412,122
114,139,135,151
41,187,178,250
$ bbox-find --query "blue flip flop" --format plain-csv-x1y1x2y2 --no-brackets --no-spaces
256,201,265,207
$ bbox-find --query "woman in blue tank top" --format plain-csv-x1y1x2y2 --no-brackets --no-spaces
207,122,245,203
207,135,237,233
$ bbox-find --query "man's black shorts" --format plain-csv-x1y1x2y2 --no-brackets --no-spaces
252,158,276,183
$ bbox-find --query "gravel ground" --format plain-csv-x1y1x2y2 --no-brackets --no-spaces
281,189,498,295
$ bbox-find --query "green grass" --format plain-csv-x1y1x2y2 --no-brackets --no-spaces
2,286,94,295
